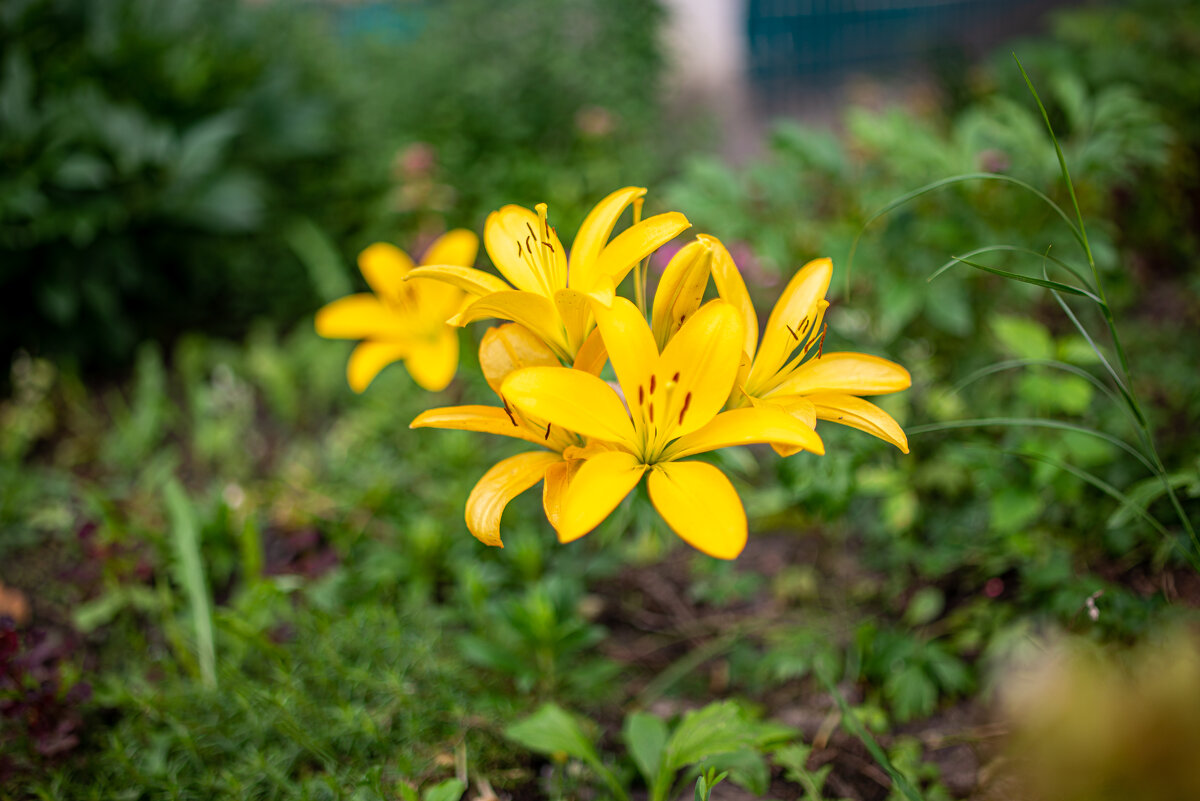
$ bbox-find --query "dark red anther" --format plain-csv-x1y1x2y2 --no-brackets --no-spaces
649,374,657,393
544,422,552,440
671,371,680,383
638,385,644,405
785,324,799,341
816,323,828,359
678,392,692,424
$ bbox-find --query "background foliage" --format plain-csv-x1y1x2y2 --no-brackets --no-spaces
3,0,1200,799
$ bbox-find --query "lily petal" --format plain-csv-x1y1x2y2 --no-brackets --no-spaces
558,450,646,543
568,186,646,291
657,300,744,438
647,461,746,559
466,450,561,547
502,366,637,445
542,458,581,534
485,205,567,295
591,212,691,288
358,243,414,302
572,327,608,377
421,228,479,268
315,294,409,340
592,296,657,410
769,352,912,397
479,323,562,395
749,258,833,387
809,393,909,453
666,405,824,460
553,288,592,356
346,340,409,393
704,234,758,362
405,264,511,298
451,291,571,359
404,328,459,391
651,239,712,350
410,404,548,447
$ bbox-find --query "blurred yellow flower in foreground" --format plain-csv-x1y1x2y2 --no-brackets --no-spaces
406,186,689,362
315,230,478,392
501,298,822,559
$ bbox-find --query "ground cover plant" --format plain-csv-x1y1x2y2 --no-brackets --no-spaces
3,1,1200,799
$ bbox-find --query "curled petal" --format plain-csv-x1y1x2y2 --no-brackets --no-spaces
704,234,758,363
554,288,591,356
466,451,562,547
450,291,571,359
543,459,582,534
405,264,511,298
665,405,824,460
647,461,746,560
479,323,561,396
770,352,912,397
809,393,909,453
571,327,608,377
558,450,646,543
651,239,712,350
410,404,548,447
748,258,833,387
346,341,409,393
591,212,691,289
502,366,636,445
568,186,646,290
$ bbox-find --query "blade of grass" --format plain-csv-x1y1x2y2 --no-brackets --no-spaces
928,244,1095,292
908,417,1156,474
945,256,1101,302
1007,450,1178,547
815,671,926,801
164,478,216,688
1014,56,1094,273
846,172,1085,292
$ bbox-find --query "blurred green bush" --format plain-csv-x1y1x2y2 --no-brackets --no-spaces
0,0,676,371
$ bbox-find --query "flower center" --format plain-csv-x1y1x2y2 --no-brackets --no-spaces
512,202,563,296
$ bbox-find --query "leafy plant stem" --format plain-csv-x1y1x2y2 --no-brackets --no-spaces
1016,55,1197,553
816,671,925,801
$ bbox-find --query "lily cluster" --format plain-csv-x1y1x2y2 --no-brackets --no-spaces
317,187,910,559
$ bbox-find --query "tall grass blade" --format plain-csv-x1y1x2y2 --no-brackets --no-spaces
944,256,1100,302
909,417,1156,474
928,244,1094,291
816,671,926,801
164,478,217,688
1008,450,1177,546
847,172,1085,291
1014,56,1094,270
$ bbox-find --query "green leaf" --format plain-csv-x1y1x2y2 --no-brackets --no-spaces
991,315,1053,361
164,478,216,688
422,779,466,801
702,749,769,796
904,588,945,627
885,664,937,722
624,711,669,787
664,702,755,772
505,703,599,764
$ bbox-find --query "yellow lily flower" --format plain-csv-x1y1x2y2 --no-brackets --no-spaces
409,323,601,547
501,298,824,560
711,243,912,455
406,186,690,362
315,230,479,392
